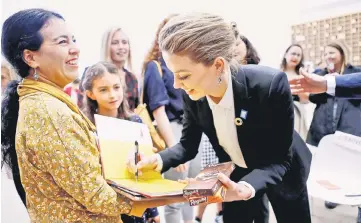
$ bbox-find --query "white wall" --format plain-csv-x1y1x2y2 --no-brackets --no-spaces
1,0,297,76
1,0,361,78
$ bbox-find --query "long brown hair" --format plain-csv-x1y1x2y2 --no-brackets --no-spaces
141,14,178,75
82,61,132,124
281,44,304,74
325,41,348,74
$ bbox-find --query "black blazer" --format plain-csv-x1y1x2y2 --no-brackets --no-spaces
158,65,312,198
335,72,361,99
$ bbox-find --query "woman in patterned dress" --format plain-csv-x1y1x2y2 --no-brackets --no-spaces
1,9,142,222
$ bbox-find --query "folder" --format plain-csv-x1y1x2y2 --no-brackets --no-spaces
94,114,186,200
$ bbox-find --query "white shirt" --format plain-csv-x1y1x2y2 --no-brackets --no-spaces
205,71,255,199
206,71,247,169
326,75,336,96
156,70,255,199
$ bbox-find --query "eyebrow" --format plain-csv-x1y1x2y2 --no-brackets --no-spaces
52,35,74,42
174,69,191,73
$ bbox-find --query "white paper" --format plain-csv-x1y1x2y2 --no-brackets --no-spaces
307,131,361,205
94,114,152,145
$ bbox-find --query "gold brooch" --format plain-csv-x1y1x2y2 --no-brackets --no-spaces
234,117,243,126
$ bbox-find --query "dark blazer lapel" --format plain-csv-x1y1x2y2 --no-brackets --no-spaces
232,68,251,125
198,97,218,143
232,68,252,145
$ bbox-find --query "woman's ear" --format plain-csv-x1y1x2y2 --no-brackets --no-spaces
214,57,225,73
86,90,96,100
23,49,39,69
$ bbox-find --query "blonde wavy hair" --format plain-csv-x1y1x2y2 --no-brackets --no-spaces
158,13,236,66
141,14,178,75
100,27,133,72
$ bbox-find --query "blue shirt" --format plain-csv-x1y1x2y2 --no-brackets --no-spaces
143,58,184,121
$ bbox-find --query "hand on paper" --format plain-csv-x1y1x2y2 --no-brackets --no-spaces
217,173,252,202
126,150,159,176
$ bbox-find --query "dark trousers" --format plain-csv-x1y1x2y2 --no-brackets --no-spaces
223,187,310,223
222,167,311,223
254,194,269,223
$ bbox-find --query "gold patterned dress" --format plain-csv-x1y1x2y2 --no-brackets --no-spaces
15,79,134,222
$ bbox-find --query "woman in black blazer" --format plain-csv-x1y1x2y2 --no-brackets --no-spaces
128,13,312,223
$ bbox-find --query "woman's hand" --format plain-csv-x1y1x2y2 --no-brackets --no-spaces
174,162,189,173
217,173,252,202
126,149,160,176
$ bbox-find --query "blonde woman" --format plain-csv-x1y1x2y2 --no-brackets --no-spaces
128,13,312,223
140,15,201,223
100,27,139,110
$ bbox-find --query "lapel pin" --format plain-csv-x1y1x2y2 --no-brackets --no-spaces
240,109,248,120
234,117,243,126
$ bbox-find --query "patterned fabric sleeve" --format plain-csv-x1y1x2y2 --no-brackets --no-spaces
24,100,133,217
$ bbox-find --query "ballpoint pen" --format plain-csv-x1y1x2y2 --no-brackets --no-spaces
135,140,139,183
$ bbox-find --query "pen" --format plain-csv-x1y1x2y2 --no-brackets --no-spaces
135,140,139,183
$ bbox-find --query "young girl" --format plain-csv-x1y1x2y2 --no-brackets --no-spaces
82,61,160,223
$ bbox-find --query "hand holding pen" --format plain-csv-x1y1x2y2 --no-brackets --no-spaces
135,141,140,182
126,143,160,178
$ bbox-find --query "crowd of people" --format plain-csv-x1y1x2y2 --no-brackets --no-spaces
1,8,360,223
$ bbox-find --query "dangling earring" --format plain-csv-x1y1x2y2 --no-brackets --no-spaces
217,76,222,85
33,68,39,81
217,69,223,85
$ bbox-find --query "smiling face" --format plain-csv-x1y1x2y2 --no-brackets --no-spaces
25,18,80,88
324,46,342,68
163,52,224,101
110,30,130,64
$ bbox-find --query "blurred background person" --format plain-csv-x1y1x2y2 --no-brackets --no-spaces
1,59,19,96
101,27,139,111
281,44,310,140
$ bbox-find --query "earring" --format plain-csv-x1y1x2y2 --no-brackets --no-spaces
217,69,223,85
217,76,222,85
33,68,39,81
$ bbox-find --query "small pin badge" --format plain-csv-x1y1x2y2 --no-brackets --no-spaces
234,117,243,126
240,110,248,120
